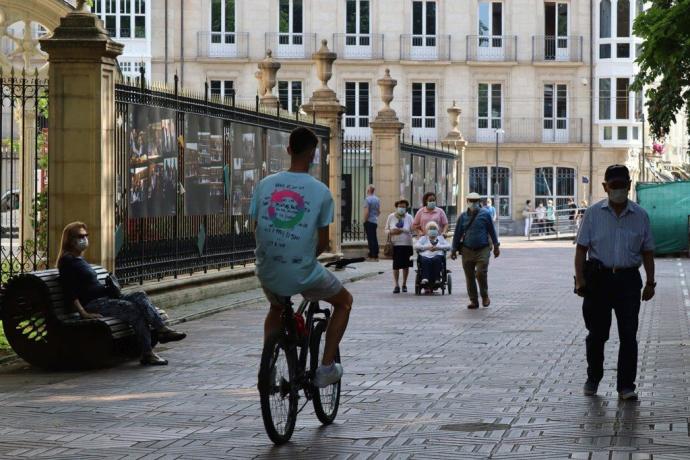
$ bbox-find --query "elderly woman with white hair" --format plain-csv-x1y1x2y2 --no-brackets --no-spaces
414,221,451,288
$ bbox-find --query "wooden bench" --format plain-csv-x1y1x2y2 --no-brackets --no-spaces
0,265,168,370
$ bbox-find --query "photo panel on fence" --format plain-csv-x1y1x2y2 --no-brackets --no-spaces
184,114,225,215
128,105,177,218
231,123,263,217
267,129,291,174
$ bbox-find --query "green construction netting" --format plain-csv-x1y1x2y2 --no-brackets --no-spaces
636,181,690,255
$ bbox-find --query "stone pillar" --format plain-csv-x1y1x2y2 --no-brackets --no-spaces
40,7,123,270
441,101,468,215
370,69,404,248
302,40,345,255
257,50,281,110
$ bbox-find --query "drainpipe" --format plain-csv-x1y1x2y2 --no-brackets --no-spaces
180,0,184,86
588,0,594,203
164,0,168,84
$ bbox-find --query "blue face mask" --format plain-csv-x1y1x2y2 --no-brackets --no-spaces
426,201,436,210
397,207,406,215
428,229,439,238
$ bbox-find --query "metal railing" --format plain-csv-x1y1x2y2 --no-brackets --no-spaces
114,73,330,285
0,69,49,286
341,138,372,243
400,34,451,61
333,33,384,60
265,33,318,59
526,207,586,240
459,117,583,144
197,32,250,59
466,35,518,62
532,35,583,62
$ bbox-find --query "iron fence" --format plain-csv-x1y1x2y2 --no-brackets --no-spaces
400,137,459,226
0,69,49,287
114,74,330,285
341,137,372,242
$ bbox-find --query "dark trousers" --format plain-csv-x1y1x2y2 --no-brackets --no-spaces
363,221,379,258
582,269,642,392
420,254,444,283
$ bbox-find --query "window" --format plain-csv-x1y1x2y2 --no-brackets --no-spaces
478,2,502,46
211,0,236,44
478,83,502,130
279,0,303,44
544,2,568,60
118,60,145,78
544,84,568,130
616,78,629,119
535,167,575,210
599,78,611,120
210,80,234,102
345,82,369,128
278,80,302,113
469,166,511,218
93,0,146,39
617,126,628,140
599,0,611,58
346,0,370,45
412,83,436,129
412,1,436,46
617,0,630,37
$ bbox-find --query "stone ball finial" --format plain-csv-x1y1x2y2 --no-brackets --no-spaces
384,68,391,77
266,49,273,59
321,39,328,48
76,0,90,12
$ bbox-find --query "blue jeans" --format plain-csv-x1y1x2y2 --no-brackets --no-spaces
363,221,379,258
86,292,165,353
420,254,444,283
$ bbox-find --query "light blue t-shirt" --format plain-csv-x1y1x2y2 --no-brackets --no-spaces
364,195,381,224
249,171,334,296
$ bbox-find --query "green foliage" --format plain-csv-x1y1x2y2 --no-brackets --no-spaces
37,92,49,120
0,325,9,351
15,316,47,343
631,0,690,147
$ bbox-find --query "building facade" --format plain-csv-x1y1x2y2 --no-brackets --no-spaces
83,1,674,230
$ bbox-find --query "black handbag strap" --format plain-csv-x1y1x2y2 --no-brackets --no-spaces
460,211,480,242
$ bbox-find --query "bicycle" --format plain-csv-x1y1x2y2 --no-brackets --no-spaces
257,257,364,445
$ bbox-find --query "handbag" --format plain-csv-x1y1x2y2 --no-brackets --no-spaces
105,273,122,299
383,233,394,258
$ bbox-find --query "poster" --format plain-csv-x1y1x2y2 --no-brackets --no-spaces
231,123,263,216
128,105,177,218
184,115,225,215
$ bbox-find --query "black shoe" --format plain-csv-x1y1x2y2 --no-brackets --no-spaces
158,330,187,343
402,286,408,293
467,303,479,309
393,286,401,294
618,388,638,400
140,353,168,366
583,379,599,396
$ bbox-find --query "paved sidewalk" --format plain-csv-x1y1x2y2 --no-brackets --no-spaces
0,242,689,459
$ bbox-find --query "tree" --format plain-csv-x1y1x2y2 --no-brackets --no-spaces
631,0,690,149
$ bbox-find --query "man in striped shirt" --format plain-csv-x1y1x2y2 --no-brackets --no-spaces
574,165,656,401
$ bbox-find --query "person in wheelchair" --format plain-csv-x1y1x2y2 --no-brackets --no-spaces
414,221,451,288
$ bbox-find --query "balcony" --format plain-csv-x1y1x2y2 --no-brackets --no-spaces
265,33,317,59
532,36,583,63
459,117,583,143
197,32,250,59
466,35,517,62
400,35,451,61
333,33,384,60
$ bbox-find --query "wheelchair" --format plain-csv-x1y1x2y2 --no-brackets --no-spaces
414,250,452,295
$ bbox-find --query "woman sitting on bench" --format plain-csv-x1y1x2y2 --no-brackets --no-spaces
57,221,186,366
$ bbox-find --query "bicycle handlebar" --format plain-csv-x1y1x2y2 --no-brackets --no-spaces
325,257,365,269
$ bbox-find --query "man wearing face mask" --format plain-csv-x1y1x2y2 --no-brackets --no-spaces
574,164,655,401
451,192,500,309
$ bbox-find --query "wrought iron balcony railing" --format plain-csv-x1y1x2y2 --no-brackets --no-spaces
532,35,583,62
197,32,250,59
458,117,583,144
332,33,384,60
400,34,451,61
466,35,518,62
265,33,317,59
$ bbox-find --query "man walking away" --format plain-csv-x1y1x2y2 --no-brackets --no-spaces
451,193,500,309
363,185,381,261
575,164,655,401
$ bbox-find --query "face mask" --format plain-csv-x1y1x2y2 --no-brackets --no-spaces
75,237,88,252
397,207,406,215
426,201,436,210
428,229,438,238
608,188,628,204
468,202,481,211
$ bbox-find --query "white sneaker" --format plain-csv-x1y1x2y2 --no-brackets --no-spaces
421,278,429,285
313,363,343,388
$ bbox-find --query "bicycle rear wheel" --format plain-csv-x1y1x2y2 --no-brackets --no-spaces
258,331,298,444
310,319,341,425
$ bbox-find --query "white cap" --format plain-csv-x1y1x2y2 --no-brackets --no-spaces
467,192,481,200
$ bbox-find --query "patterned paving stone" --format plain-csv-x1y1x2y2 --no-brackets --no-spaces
0,242,689,459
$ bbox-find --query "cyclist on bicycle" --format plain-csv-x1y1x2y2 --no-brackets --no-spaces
249,127,354,388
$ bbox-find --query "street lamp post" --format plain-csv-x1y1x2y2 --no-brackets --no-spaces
494,128,505,235
641,115,646,183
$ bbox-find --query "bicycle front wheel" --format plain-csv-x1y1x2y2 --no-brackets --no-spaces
258,331,298,445
310,320,341,425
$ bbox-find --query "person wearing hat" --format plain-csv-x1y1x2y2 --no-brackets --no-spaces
451,192,500,309
385,199,414,293
575,164,655,400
